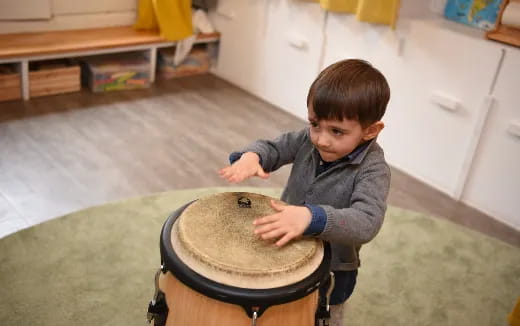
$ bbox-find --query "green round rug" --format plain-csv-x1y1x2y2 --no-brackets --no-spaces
0,187,518,326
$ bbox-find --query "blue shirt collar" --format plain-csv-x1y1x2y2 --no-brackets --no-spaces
318,140,371,165
315,140,372,176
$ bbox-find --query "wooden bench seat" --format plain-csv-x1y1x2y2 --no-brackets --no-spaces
0,26,220,59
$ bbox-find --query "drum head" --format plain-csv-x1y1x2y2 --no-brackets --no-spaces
171,192,324,289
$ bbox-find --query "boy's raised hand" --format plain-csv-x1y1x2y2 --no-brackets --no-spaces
218,152,270,183
253,200,312,247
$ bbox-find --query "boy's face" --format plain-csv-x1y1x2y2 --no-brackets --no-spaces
308,107,383,162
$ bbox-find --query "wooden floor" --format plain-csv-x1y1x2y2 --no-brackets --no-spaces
0,74,518,246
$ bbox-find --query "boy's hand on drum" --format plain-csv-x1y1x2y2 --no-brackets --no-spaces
218,152,270,183
253,200,312,247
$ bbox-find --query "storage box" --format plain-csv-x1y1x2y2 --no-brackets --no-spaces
29,61,81,98
158,45,211,79
83,54,150,92
0,64,21,102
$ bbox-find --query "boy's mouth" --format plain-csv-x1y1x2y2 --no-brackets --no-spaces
317,147,333,154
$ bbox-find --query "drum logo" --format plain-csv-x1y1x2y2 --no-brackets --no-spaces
237,197,252,208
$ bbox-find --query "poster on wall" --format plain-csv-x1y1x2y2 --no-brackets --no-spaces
444,0,503,30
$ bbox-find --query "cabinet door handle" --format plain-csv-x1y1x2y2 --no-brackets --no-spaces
287,34,308,50
430,91,460,112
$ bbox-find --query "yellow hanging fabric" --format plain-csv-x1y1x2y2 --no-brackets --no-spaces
309,0,401,28
134,0,193,41
134,0,158,30
319,0,358,13
356,0,400,29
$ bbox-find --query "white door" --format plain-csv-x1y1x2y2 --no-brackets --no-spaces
462,48,520,230
378,20,503,196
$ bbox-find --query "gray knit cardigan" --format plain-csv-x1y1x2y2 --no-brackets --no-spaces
239,127,391,271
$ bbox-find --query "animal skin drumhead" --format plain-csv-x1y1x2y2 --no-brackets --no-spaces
170,192,324,289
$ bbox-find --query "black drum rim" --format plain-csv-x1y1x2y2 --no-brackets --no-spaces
159,200,331,318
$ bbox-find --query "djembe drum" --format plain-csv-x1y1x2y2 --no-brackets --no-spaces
147,192,331,326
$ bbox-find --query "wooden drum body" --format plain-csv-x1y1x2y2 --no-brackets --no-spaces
153,192,331,326
157,271,318,326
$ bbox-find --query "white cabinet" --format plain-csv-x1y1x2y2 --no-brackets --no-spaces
211,0,325,120
377,20,503,196
210,0,268,97
324,18,504,197
259,1,325,120
462,48,520,229
323,12,401,66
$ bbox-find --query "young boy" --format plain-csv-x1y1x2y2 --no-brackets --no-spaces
218,59,391,326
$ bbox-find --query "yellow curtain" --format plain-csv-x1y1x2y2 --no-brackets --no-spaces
319,0,358,13
311,0,401,29
134,0,193,41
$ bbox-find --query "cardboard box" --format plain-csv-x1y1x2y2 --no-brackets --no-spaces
0,65,21,102
29,65,80,98
158,45,211,79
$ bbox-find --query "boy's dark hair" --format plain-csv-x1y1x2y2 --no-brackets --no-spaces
307,59,390,128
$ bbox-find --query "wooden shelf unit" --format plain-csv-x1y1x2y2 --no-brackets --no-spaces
0,26,220,100
486,0,520,47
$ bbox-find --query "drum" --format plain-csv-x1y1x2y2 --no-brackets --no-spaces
148,192,330,326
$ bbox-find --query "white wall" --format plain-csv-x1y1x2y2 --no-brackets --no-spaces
0,0,136,34
0,0,51,20
210,0,520,230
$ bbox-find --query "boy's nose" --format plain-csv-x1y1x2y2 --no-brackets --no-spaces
316,135,330,148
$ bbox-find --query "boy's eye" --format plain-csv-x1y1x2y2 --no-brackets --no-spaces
309,121,319,128
332,128,344,135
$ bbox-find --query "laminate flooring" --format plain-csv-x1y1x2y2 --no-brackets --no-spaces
0,74,518,246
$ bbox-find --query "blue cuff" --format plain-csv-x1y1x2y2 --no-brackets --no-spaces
303,204,327,236
229,152,243,164
228,152,263,166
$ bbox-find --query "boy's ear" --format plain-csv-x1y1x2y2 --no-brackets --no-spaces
362,121,385,141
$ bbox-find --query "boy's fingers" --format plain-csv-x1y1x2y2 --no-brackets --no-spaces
257,168,270,178
219,168,246,183
219,172,233,181
260,228,285,240
218,168,233,177
259,172,270,179
276,233,294,247
220,168,255,183
228,176,242,183
254,222,278,235
253,214,278,225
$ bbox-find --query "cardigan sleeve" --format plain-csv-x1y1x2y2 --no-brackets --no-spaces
232,128,309,172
